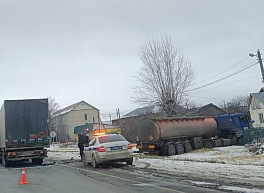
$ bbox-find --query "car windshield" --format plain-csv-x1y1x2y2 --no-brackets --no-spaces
98,135,127,144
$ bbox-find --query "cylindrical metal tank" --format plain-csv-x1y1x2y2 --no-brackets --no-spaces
137,116,217,143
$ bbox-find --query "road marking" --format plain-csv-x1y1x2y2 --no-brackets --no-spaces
63,163,186,193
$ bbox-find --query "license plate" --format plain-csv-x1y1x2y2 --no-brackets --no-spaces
110,146,122,150
23,151,33,155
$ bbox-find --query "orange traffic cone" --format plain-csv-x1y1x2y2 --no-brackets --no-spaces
19,168,29,185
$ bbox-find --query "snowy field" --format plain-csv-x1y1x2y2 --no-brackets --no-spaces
46,144,264,193
134,146,264,193
47,143,80,161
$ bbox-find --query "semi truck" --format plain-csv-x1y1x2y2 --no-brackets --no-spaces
136,113,251,156
0,99,49,166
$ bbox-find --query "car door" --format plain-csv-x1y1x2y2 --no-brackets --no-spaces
85,137,96,163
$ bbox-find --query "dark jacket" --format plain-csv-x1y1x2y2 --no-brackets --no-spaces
78,135,84,148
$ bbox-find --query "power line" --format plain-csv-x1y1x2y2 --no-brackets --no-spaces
192,56,250,85
187,95,219,100
188,61,258,92
190,74,261,95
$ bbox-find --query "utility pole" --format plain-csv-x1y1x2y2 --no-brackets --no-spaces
257,49,264,83
109,113,112,124
249,49,264,83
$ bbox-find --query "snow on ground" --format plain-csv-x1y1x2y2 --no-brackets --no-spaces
170,146,264,165
46,143,80,161
134,146,264,191
46,144,264,192
220,186,264,193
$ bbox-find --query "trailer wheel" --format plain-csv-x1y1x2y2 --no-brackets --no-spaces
184,142,192,153
176,143,185,155
167,143,176,156
203,140,214,149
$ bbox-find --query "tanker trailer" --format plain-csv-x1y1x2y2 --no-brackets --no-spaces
136,116,219,156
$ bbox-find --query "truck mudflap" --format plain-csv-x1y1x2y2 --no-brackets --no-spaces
136,143,157,153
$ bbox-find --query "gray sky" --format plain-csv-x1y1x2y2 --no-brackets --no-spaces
1,0,264,119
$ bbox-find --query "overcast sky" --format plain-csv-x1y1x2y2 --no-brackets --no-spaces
1,0,264,120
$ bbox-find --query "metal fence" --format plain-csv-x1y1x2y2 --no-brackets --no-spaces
241,127,264,145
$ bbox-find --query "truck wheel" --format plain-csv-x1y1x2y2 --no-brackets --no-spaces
176,143,185,155
92,155,99,168
167,143,176,156
203,140,214,149
32,158,43,165
184,142,192,153
231,135,237,145
237,137,243,145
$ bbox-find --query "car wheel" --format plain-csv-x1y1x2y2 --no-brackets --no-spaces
92,155,99,168
82,154,88,166
126,158,133,165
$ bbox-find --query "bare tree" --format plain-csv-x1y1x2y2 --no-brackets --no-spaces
184,98,199,110
221,95,249,114
48,97,60,139
132,35,194,116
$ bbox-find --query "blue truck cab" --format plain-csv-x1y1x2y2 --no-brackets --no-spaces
214,113,251,141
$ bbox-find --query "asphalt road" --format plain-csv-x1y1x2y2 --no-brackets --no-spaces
0,161,227,193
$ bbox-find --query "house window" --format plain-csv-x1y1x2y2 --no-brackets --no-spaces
256,101,261,109
84,114,88,121
259,113,264,123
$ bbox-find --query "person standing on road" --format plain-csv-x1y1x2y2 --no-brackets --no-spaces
78,133,84,161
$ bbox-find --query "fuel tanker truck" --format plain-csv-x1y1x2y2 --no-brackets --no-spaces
136,113,251,156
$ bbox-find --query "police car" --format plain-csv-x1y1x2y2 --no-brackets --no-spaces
83,133,133,168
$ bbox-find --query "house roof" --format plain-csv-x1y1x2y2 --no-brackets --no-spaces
124,106,158,117
186,103,227,116
124,103,186,118
250,92,264,105
53,100,98,117
259,87,264,92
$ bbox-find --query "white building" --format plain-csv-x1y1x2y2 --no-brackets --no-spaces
52,101,99,142
249,92,264,128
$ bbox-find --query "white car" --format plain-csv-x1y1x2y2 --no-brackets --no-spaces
83,133,133,168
